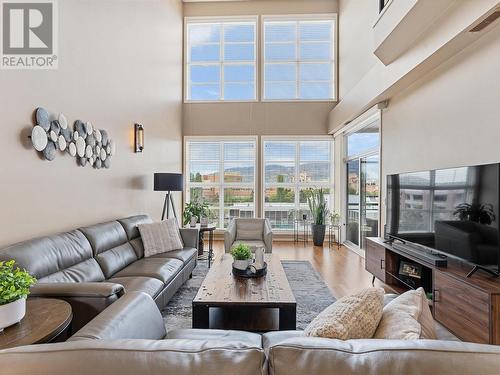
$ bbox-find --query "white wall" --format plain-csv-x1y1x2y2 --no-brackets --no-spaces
381,21,500,223
0,0,183,246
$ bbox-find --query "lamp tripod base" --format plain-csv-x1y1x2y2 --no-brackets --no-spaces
161,192,177,221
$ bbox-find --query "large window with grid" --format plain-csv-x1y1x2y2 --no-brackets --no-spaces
185,17,257,102
263,138,334,230
185,138,257,228
262,15,336,101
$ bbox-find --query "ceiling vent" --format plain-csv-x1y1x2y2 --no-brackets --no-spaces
469,8,500,32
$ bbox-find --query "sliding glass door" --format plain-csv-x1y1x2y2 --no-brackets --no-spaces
344,114,380,252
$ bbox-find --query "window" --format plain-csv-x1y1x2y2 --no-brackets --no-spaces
263,138,333,230
263,15,336,101
185,17,257,102
185,138,257,228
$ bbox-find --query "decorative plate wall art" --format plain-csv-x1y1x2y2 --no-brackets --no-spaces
29,107,116,169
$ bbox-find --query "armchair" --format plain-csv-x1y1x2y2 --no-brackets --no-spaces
224,218,273,253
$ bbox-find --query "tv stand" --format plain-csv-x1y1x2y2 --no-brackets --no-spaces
466,264,500,278
366,237,500,345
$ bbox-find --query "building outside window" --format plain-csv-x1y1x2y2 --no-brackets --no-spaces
262,137,334,230
185,138,257,228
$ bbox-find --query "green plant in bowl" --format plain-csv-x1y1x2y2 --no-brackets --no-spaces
0,260,37,331
230,243,252,260
0,260,36,305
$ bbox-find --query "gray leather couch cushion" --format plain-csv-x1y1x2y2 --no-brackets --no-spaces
69,292,166,341
0,340,266,375
152,247,197,264
96,243,138,279
0,230,93,279
38,258,105,283
129,237,145,258
118,215,152,240
108,276,163,298
80,220,127,255
168,329,262,347
266,337,500,375
112,257,183,284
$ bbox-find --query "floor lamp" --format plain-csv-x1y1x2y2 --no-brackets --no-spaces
154,173,183,221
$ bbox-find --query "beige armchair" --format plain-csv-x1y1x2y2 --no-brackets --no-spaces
224,218,273,253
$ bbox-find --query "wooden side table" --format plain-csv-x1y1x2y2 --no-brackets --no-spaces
0,298,72,350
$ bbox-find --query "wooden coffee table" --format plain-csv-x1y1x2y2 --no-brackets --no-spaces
192,254,296,331
0,298,72,349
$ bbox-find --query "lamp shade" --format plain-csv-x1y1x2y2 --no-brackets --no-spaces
154,173,183,191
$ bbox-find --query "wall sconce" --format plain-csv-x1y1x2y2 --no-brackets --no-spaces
134,123,144,153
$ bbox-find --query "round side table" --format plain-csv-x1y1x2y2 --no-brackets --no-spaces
0,298,72,350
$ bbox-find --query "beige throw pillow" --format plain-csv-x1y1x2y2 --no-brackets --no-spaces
304,288,385,340
374,287,437,340
138,219,184,258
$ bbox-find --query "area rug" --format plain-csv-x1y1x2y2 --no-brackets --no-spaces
162,260,336,331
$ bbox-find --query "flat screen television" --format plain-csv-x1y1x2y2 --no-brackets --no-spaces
386,163,500,274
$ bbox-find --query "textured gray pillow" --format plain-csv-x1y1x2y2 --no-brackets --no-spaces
138,219,184,258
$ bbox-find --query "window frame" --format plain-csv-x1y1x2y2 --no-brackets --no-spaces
261,136,335,232
184,16,259,103
261,13,338,103
184,136,258,229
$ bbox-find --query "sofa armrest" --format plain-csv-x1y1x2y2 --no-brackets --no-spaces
224,220,237,253
30,282,125,332
69,292,166,341
263,219,273,253
30,282,124,298
179,228,200,249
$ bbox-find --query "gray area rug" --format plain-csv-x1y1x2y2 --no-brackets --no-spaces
163,260,336,331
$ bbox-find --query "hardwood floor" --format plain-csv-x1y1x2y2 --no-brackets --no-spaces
210,240,385,299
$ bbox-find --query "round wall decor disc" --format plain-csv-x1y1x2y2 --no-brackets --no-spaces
36,107,50,130
100,149,107,161
94,129,102,143
85,121,93,135
31,126,48,151
76,137,85,157
58,113,68,129
85,145,93,158
68,142,77,157
43,141,56,161
58,135,67,151
50,130,58,142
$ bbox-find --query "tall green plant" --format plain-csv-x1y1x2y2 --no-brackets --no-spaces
0,260,36,305
306,188,329,225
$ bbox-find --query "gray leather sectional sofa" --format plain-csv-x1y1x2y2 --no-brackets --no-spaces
0,215,198,331
1,291,500,375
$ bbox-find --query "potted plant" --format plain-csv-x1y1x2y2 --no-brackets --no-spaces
330,211,341,226
0,260,36,331
453,202,496,225
230,243,252,270
183,201,209,226
306,188,329,246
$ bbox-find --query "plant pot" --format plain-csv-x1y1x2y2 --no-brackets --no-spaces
311,224,326,246
232,259,250,270
0,298,26,332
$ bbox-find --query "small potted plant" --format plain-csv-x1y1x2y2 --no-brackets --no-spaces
0,260,37,331
182,201,209,226
330,212,341,226
230,243,252,270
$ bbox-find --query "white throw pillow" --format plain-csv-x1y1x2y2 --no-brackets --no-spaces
304,287,385,340
374,287,437,340
138,219,184,258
